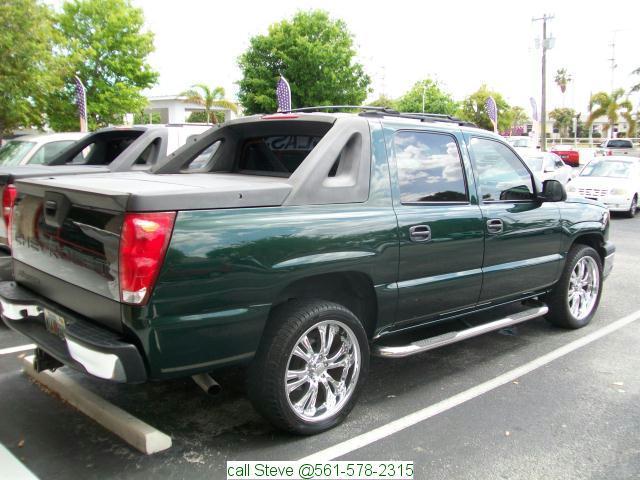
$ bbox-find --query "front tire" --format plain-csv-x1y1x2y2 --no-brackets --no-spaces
545,245,603,329
247,300,369,434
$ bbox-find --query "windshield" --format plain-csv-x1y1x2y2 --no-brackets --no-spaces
606,140,633,148
580,160,631,178
522,156,543,172
506,138,529,147
0,140,35,166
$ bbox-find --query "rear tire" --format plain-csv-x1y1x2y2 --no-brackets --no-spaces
247,300,369,435
625,195,637,218
545,245,603,329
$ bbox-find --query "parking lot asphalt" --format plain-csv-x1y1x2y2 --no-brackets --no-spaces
0,214,638,480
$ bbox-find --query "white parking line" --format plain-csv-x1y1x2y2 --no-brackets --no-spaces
300,309,640,462
0,344,35,356
0,443,38,479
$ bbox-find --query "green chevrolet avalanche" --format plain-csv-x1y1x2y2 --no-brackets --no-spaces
0,108,615,434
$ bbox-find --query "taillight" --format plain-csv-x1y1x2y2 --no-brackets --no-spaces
606,150,613,156
119,211,176,305
2,184,17,248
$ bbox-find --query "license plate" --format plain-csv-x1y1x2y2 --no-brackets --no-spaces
44,309,66,337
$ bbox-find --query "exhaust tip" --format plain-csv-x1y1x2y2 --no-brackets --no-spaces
192,373,221,396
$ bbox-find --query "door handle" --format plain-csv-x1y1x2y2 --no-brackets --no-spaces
486,219,504,234
409,225,432,242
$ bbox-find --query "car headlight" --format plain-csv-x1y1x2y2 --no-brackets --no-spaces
610,188,628,196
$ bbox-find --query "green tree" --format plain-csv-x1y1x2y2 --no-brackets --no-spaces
506,106,531,127
554,68,572,94
549,107,576,137
457,85,511,131
631,67,640,93
0,0,60,135
181,85,237,124
367,94,397,110
45,0,158,131
133,111,161,124
586,89,635,138
395,79,457,115
186,110,225,124
237,10,371,114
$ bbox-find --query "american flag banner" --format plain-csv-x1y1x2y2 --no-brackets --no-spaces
276,75,291,112
74,75,88,132
485,96,498,133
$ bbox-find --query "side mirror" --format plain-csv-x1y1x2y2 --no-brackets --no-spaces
540,179,566,202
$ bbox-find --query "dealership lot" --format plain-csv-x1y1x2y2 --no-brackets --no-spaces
0,215,638,479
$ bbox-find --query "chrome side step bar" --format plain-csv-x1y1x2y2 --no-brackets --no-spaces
373,304,549,358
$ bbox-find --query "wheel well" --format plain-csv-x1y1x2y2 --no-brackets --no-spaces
271,272,378,338
572,233,606,263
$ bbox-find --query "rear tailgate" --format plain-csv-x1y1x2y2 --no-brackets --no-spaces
11,181,127,332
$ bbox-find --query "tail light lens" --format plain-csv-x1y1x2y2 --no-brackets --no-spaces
606,150,613,156
119,212,176,305
2,184,17,248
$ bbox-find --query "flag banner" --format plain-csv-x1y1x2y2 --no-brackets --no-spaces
485,96,498,133
276,75,292,112
74,75,88,132
530,97,539,122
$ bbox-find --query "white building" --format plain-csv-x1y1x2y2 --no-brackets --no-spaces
143,95,239,124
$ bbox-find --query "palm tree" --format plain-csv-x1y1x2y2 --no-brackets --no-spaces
554,68,572,94
586,89,635,138
181,84,238,124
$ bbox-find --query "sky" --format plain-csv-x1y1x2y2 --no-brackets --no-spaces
61,0,640,115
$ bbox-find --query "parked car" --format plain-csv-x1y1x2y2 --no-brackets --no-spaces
0,132,86,167
550,144,580,167
0,124,210,261
0,110,614,434
566,156,640,217
505,135,536,150
595,138,640,157
521,151,573,184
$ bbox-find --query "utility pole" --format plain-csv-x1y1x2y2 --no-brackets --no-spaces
533,14,554,151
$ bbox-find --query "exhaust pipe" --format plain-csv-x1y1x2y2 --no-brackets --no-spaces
192,373,222,395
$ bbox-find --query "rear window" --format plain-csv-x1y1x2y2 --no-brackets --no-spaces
607,139,633,148
0,140,34,166
237,135,322,176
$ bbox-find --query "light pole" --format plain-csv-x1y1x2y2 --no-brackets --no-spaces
533,14,554,151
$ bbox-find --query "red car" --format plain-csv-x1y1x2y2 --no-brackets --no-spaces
550,145,580,166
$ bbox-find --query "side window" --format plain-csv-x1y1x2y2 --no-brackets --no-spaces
470,137,534,201
184,140,221,171
29,141,76,165
393,131,468,203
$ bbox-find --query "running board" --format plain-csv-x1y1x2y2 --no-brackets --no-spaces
373,304,549,358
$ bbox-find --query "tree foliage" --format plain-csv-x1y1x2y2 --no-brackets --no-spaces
45,0,158,131
237,10,371,114
549,107,576,137
554,68,572,94
395,79,457,115
457,85,512,131
0,0,61,135
509,106,531,126
367,94,397,110
181,85,237,124
586,89,635,138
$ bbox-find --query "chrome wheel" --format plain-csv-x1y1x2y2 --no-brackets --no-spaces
630,197,637,216
568,256,600,320
285,320,361,423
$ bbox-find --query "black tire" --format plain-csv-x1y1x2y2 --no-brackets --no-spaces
247,299,369,435
544,245,603,329
625,195,637,218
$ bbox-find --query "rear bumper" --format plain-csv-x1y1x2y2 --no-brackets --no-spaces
0,281,147,383
603,241,615,279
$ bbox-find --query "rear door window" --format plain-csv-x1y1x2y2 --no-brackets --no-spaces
393,131,468,203
28,141,76,165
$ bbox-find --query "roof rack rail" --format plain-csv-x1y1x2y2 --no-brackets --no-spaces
281,105,477,127
286,105,400,114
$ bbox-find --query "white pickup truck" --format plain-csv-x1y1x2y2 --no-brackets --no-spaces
596,138,640,157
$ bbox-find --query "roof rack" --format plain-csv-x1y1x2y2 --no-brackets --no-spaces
282,105,476,127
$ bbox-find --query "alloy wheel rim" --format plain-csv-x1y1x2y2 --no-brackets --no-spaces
284,320,361,423
567,256,600,320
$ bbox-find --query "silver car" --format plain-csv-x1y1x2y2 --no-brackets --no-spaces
0,132,86,166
